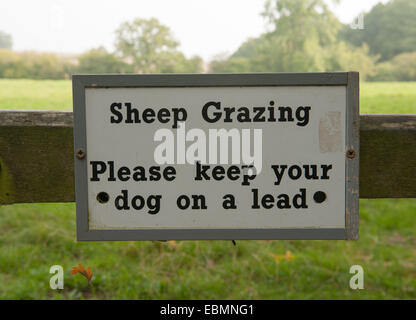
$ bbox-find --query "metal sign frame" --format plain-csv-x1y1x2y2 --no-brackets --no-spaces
72,72,359,241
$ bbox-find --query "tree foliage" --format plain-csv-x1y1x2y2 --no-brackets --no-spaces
1,1,415,81
0,18,203,79
0,50,73,79
370,51,416,81
115,18,202,73
210,0,376,79
341,0,416,61
77,47,131,74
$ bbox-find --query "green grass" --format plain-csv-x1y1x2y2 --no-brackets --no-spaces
360,82,416,113
0,79,72,110
1,79,416,113
0,79,415,299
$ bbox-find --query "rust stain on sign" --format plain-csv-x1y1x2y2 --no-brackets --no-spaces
319,112,342,153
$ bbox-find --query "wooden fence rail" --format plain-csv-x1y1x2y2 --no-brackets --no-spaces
0,110,415,204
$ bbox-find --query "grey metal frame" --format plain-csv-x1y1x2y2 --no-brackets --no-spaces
72,72,359,241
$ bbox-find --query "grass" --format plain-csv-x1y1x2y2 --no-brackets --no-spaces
0,79,415,299
1,79,416,114
0,79,72,110
360,82,416,113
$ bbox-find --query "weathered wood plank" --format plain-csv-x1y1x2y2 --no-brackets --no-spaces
0,110,415,204
0,110,74,204
360,114,416,198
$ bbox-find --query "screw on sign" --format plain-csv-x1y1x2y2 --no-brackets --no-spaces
346,149,356,159
76,148,86,159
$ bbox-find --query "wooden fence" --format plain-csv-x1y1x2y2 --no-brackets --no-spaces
0,110,415,205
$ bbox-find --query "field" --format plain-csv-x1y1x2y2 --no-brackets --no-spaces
0,79,415,299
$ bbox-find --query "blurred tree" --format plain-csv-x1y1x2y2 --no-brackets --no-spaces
21,52,65,79
341,0,416,61
0,31,12,49
0,50,74,79
77,47,131,74
370,51,416,81
0,18,203,79
155,52,203,73
262,0,341,50
210,56,252,73
210,0,376,79
115,18,202,73
0,50,18,77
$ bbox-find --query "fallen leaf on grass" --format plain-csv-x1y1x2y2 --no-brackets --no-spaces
70,264,93,284
168,240,177,248
269,251,295,263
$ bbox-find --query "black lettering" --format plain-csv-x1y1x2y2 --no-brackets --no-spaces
296,106,311,126
212,166,225,180
276,194,291,209
131,195,145,210
202,101,221,123
321,164,333,179
268,101,276,121
303,165,318,180
177,195,190,210
227,166,240,180
293,188,308,209
223,194,237,209
90,161,106,181
262,194,274,209
271,165,287,185
108,161,116,181
288,165,302,180
163,166,176,181
149,166,161,181
242,165,256,186
278,107,294,122
132,166,147,181
195,162,211,181
142,108,155,123
118,166,130,181
115,190,130,210
147,195,162,214
223,107,235,122
110,102,122,123
236,107,251,122
172,107,187,129
125,102,140,124
191,195,207,209
253,107,266,122
157,108,170,123
251,188,260,209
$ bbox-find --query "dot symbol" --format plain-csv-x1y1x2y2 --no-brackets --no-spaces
97,192,109,204
313,191,327,203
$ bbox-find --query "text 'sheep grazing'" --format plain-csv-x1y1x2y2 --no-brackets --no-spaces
88,100,334,214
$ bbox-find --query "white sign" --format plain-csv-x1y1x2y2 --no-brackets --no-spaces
73,73,359,240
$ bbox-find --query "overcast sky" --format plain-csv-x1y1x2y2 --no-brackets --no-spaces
0,0,389,61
